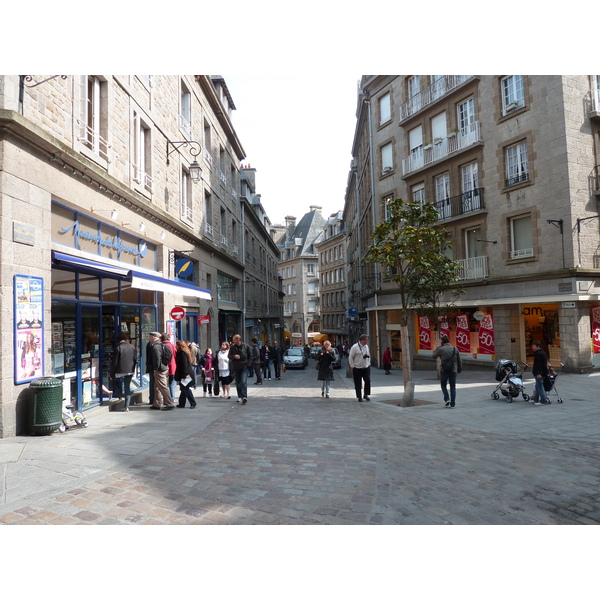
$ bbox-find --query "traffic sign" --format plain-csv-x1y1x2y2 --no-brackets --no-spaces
170,306,185,320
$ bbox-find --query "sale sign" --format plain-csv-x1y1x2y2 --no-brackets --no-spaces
439,315,450,340
455,314,471,353
197,315,210,325
592,306,600,353
478,313,495,355
418,315,431,350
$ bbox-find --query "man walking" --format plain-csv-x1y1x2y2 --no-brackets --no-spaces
348,334,372,402
432,335,462,408
147,331,175,410
261,340,273,380
273,340,284,379
531,341,549,405
229,334,251,404
250,338,263,385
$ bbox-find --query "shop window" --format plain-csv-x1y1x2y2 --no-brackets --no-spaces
79,275,100,301
51,270,77,299
121,281,140,304
102,278,119,302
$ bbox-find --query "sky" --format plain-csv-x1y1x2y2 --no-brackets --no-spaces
224,74,360,225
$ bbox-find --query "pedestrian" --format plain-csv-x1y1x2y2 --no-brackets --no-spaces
250,338,263,384
228,333,251,404
531,341,549,405
316,340,335,398
161,333,178,400
110,331,137,412
304,344,310,358
432,335,462,408
273,340,284,379
175,340,197,408
187,340,199,374
348,334,372,402
147,332,175,410
261,340,273,380
145,336,155,406
382,346,392,374
217,341,232,399
199,347,215,396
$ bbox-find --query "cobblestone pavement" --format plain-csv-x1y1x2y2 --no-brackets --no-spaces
1,361,599,525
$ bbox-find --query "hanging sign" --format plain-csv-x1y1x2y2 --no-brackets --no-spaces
455,314,471,353
592,306,600,354
478,313,495,355
417,315,431,350
170,306,185,321
439,315,450,340
197,315,210,324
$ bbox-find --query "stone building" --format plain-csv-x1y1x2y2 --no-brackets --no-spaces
315,211,347,349
0,74,273,437
345,75,600,373
277,207,326,347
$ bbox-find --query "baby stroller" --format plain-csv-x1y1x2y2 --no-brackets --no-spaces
532,362,564,404
491,359,530,403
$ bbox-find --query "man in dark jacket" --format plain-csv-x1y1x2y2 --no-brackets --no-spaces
110,332,137,411
432,335,462,408
531,341,549,405
146,331,174,410
272,340,284,379
229,334,250,404
251,338,263,385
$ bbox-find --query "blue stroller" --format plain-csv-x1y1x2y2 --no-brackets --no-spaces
491,359,530,403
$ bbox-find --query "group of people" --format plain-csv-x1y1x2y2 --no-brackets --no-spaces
248,339,285,384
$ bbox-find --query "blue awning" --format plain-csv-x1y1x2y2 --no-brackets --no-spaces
52,251,212,300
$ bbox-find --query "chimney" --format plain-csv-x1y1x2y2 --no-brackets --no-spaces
309,205,322,212
285,215,296,236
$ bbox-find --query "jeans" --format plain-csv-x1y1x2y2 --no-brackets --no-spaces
352,367,371,399
168,374,177,400
178,382,197,407
273,360,281,378
262,359,272,379
234,367,248,400
534,375,548,404
321,380,330,396
253,364,263,383
440,371,457,406
114,374,133,409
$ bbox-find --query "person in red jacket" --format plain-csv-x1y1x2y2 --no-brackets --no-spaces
161,333,178,400
382,347,392,374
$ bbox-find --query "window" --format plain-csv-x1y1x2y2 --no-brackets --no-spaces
412,183,425,206
457,98,475,135
381,142,393,174
307,264,315,275
407,76,421,115
379,92,391,125
465,228,482,259
409,126,423,170
180,80,192,138
510,215,533,259
78,76,109,161
461,162,480,211
204,192,213,235
501,76,524,115
133,112,152,192
307,282,316,294
430,75,445,100
435,173,451,219
181,170,193,222
383,194,394,220
505,141,529,186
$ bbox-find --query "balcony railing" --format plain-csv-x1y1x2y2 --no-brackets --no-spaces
77,120,110,162
402,122,482,176
220,234,228,246
400,75,474,120
435,187,485,221
591,85,600,113
179,114,192,138
133,163,154,193
457,256,488,281
510,248,534,260
204,222,213,236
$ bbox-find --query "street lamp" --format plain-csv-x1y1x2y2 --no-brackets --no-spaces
166,140,202,182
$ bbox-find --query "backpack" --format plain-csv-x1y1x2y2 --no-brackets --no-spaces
161,343,173,366
441,347,458,373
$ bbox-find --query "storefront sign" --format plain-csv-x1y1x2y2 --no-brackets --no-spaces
439,315,450,339
14,275,44,384
197,315,210,324
58,221,147,258
478,313,495,355
170,306,185,320
455,314,471,353
591,306,600,354
418,315,431,350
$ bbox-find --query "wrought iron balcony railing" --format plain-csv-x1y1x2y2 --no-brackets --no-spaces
435,187,485,221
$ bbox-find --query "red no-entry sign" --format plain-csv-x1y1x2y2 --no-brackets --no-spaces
170,306,186,321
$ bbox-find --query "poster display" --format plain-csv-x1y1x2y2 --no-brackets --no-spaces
478,313,496,355
417,315,432,350
455,314,471,354
14,275,44,384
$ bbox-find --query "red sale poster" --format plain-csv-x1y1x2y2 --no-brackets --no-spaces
418,315,431,350
439,315,450,340
592,305,600,354
478,313,495,354
455,314,471,353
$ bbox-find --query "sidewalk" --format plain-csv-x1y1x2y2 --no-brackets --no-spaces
1,360,599,524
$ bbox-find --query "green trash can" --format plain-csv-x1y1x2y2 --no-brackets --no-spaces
29,377,64,435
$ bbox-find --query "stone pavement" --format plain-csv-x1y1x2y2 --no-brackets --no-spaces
1,360,599,525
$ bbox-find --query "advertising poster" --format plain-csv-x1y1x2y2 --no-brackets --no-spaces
478,313,496,355
439,315,450,340
417,315,431,350
592,305,600,354
14,275,44,384
455,314,471,353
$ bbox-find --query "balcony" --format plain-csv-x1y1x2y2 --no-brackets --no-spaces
400,75,475,121
204,222,214,236
402,122,482,176
220,234,228,247
77,120,110,162
435,188,485,221
590,85,600,121
457,256,488,281
132,164,154,193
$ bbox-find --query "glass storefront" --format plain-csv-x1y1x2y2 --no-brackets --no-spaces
51,268,156,410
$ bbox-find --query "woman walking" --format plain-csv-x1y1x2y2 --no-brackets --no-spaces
217,341,233,399
316,340,335,398
200,347,215,396
174,340,197,408
382,346,392,374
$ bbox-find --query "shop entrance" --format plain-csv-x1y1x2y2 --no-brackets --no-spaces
523,303,560,364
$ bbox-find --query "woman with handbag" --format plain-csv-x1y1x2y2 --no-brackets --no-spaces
216,341,233,399
200,347,215,397
316,340,335,398
175,340,197,408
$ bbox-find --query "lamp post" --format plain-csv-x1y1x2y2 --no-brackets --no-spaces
166,140,202,181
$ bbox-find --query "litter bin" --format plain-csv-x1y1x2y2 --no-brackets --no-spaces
29,377,63,435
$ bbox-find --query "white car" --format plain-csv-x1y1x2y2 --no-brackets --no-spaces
283,347,308,369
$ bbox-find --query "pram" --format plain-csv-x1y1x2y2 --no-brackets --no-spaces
491,359,530,403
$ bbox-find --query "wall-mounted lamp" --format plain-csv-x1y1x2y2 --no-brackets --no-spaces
166,140,202,182
91,208,119,221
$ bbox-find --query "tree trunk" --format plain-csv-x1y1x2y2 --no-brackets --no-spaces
400,322,414,407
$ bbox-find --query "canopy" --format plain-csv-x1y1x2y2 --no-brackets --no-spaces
312,333,329,343
283,330,292,338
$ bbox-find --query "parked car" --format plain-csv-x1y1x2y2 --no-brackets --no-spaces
331,347,342,369
283,347,308,369
309,345,322,359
